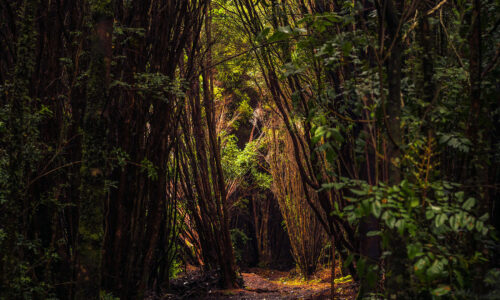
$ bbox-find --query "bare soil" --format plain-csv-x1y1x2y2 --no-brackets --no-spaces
167,266,358,299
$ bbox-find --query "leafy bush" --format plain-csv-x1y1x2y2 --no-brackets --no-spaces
326,138,498,298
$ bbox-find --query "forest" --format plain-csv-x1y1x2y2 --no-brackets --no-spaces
0,0,499,299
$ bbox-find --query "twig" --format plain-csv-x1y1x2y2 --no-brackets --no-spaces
26,161,82,191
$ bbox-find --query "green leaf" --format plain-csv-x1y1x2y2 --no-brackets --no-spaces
435,214,448,227
343,205,354,211
321,183,336,190
268,31,289,43
387,216,396,229
476,220,484,232
366,230,380,237
372,200,381,218
427,259,447,279
334,201,340,213
331,128,344,143
454,269,464,288
395,219,405,235
407,243,423,260
311,134,321,145
465,215,475,230
293,27,307,34
462,197,475,210
442,182,453,190
449,215,460,231
332,182,345,190
431,285,451,296
277,25,292,34
479,213,489,221
344,254,354,267
457,211,466,227
430,205,442,212
414,257,429,274
350,188,367,196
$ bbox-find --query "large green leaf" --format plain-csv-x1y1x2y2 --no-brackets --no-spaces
462,197,475,210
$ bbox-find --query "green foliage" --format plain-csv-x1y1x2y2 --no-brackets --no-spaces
240,0,500,296
133,72,187,101
0,1,61,298
168,257,183,279
99,290,120,300
140,157,158,181
237,98,253,120
89,0,113,19
438,133,472,153
230,228,250,264
221,134,271,190
327,174,496,298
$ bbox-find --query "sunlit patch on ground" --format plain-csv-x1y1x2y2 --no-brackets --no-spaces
198,267,358,299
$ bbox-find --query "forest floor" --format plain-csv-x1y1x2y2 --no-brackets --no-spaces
167,266,358,299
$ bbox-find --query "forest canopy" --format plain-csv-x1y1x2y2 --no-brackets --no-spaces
0,0,499,299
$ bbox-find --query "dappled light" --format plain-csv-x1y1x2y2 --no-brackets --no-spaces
1,0,499,299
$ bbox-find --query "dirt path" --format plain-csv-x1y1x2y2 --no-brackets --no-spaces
204,268,357,299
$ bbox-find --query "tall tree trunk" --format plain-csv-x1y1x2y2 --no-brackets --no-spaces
200,5,239,287
469,0,482,142
78,6,113,298
379,0,403,296
467,0,488,214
